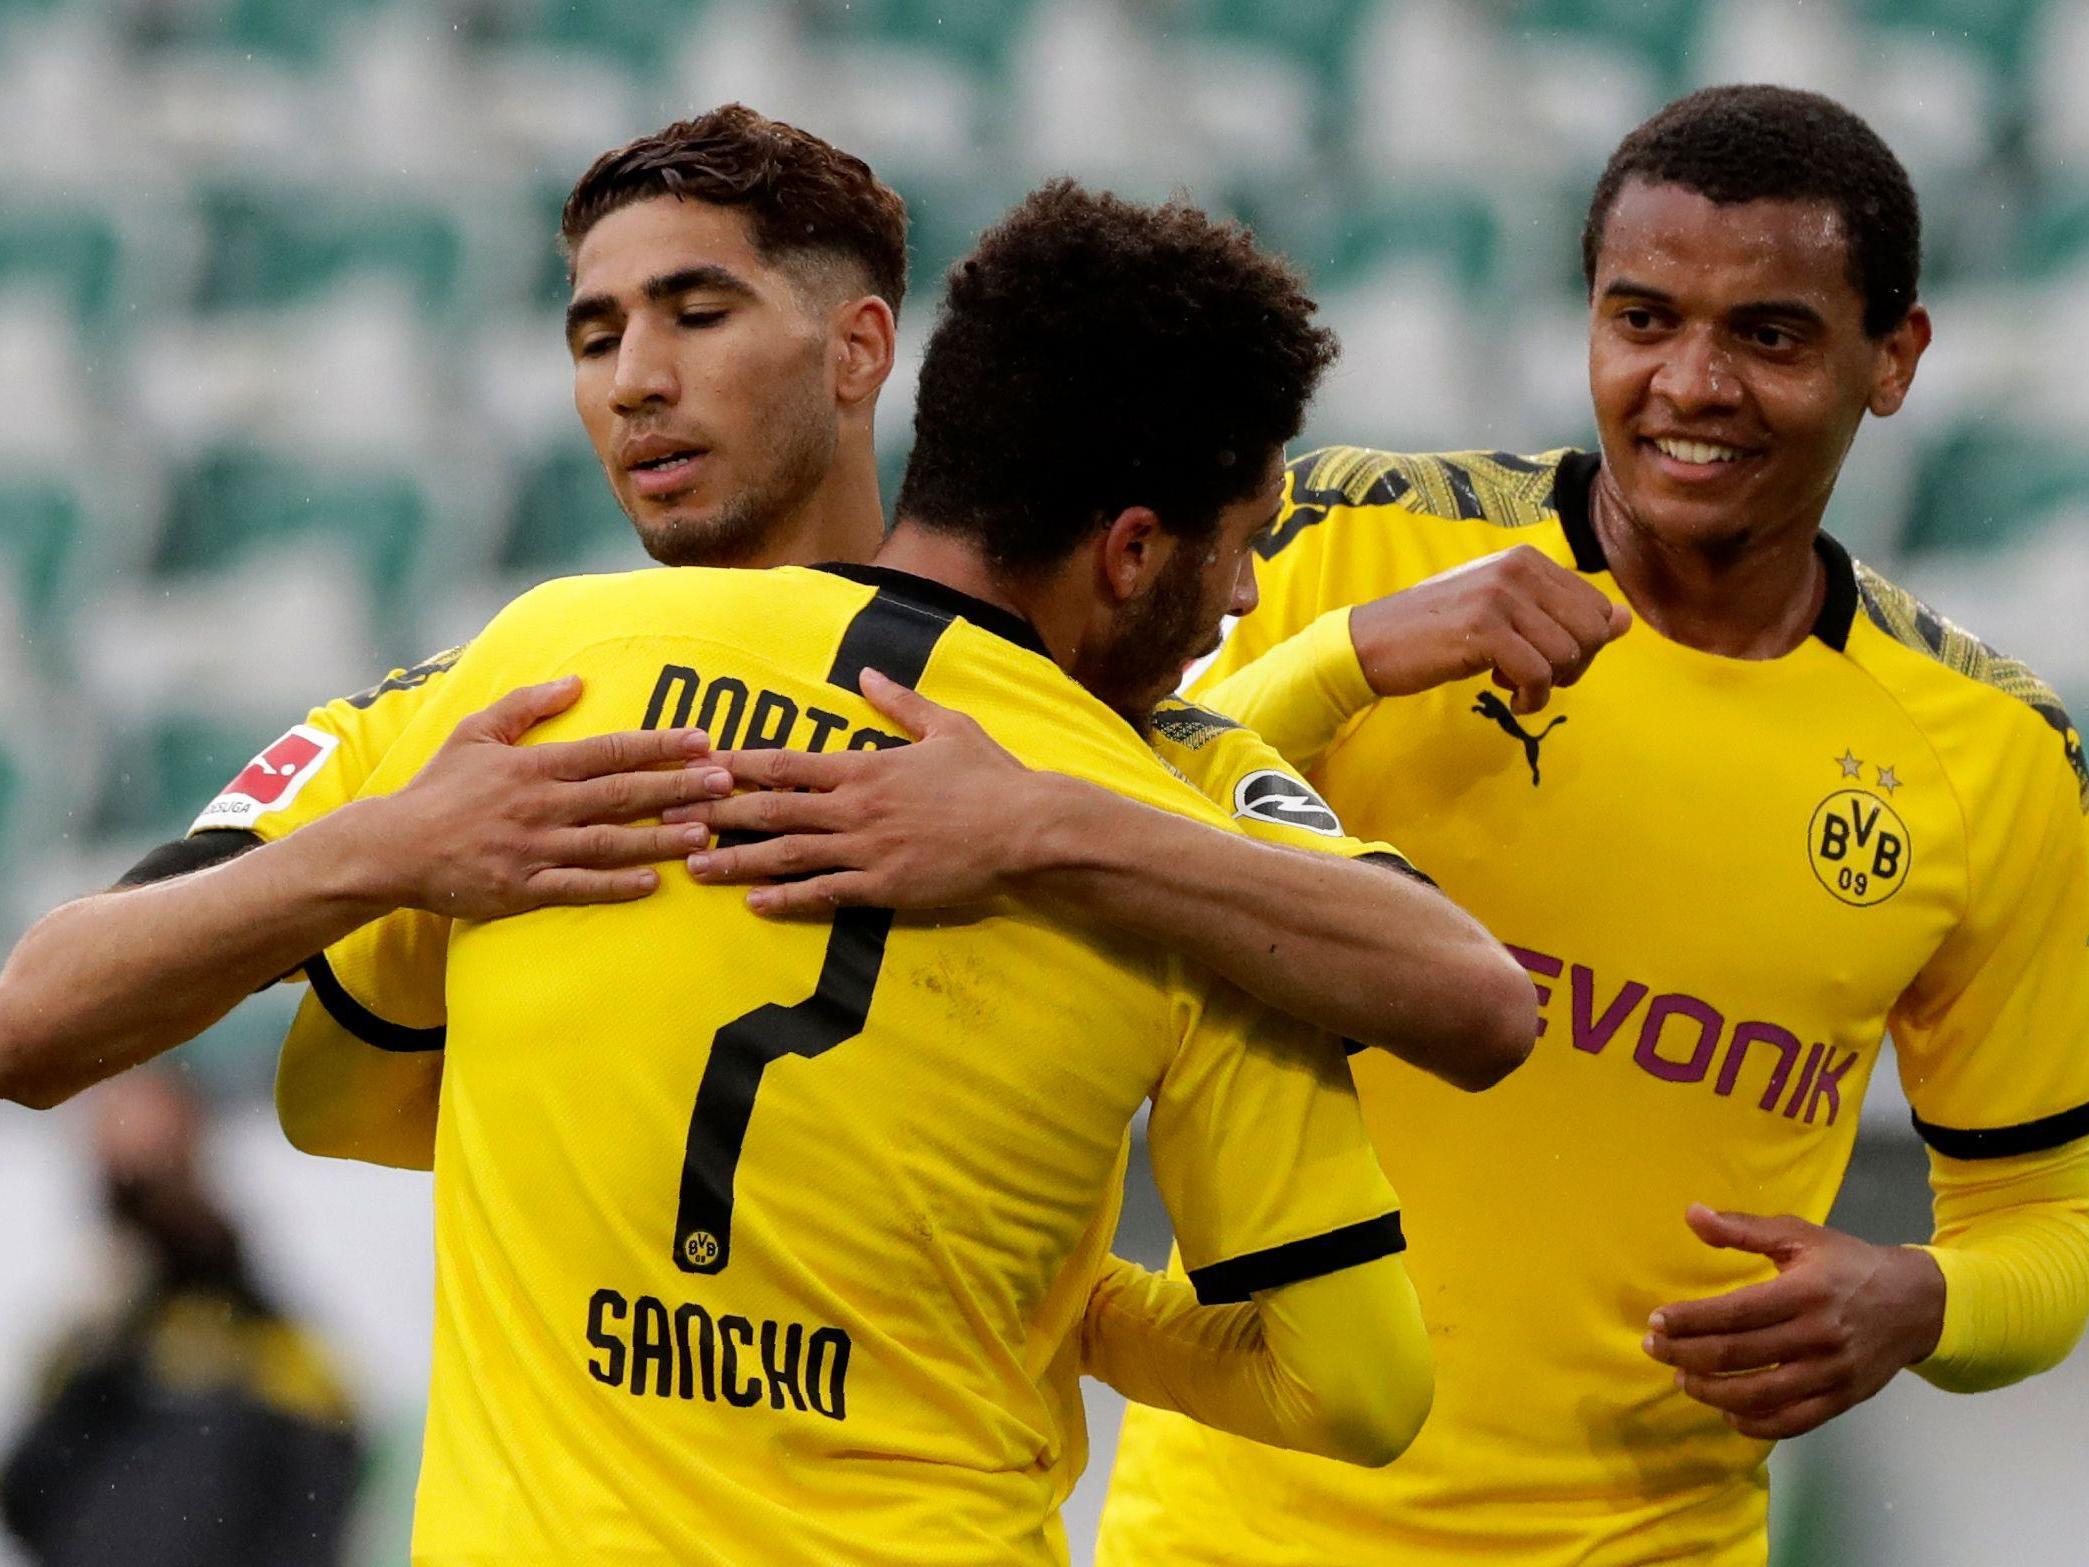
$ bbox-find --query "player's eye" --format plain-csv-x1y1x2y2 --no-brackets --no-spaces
679,309,727,330
1619,307,1659,332
575,334,619,360
1746,324,1794,350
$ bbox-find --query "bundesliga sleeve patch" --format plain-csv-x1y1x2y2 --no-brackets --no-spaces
1232,768,1343,836
190,724,342,831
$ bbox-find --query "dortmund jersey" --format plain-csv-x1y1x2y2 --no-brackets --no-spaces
288,562,1407,1567
258,674,1397,1172
1100,448,2089,1567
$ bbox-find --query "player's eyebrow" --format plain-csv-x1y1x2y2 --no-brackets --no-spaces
1600,279,1674,306
1729,297,1826,330
564,266,756,345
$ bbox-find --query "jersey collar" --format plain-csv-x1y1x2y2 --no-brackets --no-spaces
1551,451,1860,653
814,562,1053,659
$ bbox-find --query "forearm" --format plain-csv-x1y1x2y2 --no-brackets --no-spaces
1195,608,1372,774
0,802,402,1107
1914,1138,2089,1393
1025,780,1533,1087
1082,1250,1432,1465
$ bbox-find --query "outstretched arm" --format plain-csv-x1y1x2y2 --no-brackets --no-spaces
0,679,723,1109
674,671,1536,1091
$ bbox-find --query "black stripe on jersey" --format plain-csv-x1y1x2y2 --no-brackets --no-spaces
1441,460,1487,521
1360,848,1436,888
115,829,262,888
1810,533,1860,652
1187,1212,1406,1305
306,951,447,1053
826,592,952,695
1550,451,1863,652
816,562,1051,677
1911,1102,2089,1160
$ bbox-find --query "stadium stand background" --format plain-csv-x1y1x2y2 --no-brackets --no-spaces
0,1,2081,1561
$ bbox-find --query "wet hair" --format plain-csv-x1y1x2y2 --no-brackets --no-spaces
1583,84,1921,337
561,103,908,313
898,180,1337,571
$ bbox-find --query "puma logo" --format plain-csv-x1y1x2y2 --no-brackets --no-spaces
1473,690,1566,785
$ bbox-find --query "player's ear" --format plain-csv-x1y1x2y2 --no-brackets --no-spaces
1867,302,1929,418
1095,507,1171,606
833,294,897,407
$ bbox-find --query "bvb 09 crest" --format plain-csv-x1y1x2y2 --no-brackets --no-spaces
1808,786,1911,907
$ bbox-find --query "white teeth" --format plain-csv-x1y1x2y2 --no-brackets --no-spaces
1655,437,1742,464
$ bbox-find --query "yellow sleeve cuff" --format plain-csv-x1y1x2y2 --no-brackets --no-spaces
1196,608,1375,775
1910,1140,2089,1394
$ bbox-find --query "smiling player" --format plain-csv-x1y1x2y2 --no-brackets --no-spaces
1096,84,2089,1567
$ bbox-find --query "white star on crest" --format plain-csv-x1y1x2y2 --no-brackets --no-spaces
1876,765,1901,794
1836,749,1863,778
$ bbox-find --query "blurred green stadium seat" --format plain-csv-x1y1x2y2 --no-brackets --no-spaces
1858,0,2044,79
131,0,380,62
0,478,82,655
1510,0,1707,86
1231,175,1503,294
522,0,710,76
0,206,122,322
1902,421,2089,555
807,0,1035,74
154,446,425,620
191,184,463,313
2016,184,2089,279
93,711,280,840
500,441,632,573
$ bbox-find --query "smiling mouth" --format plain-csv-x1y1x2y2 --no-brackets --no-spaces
1648,436,1751,466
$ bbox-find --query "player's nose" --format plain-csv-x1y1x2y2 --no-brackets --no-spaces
610,317,681,413
1649,326,1738,416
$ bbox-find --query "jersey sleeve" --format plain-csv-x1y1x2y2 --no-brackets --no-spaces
277,908,449,1168
1144,697,1420,876
187,648,465,843
1193,608,1375,778
1147,968,1405,1304
1195,451,1372,699
1891,719,2089,1155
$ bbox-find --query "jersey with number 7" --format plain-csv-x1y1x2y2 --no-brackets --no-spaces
303,561,1412,1567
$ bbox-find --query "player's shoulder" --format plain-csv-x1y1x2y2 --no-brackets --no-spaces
1846,557,2087,811
1264,444,1588,563
1146,697,1349,840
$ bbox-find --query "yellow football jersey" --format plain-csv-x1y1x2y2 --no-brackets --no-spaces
1100,448,2089,1567
267,681,1406,1171
294,562,1409,1566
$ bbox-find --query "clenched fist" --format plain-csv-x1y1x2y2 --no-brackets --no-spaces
1350,545,1630,713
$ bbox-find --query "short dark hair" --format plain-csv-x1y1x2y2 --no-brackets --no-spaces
561,104,909,314
898,181,1337,572
1583,85,1921,337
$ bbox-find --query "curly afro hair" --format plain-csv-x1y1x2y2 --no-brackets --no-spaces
897,180,1337,571
561,104,908,314
1583,85,1921,338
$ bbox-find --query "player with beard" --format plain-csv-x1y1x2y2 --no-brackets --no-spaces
0,110,1529,1163
257,180,1441,1567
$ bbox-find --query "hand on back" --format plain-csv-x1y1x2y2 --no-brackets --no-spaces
373,676,730,919
1350,545,1630,714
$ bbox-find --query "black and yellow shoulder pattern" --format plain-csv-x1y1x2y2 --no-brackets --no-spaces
1149,697,1243,752
1265,446,1577,558
1856,563,2088,810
